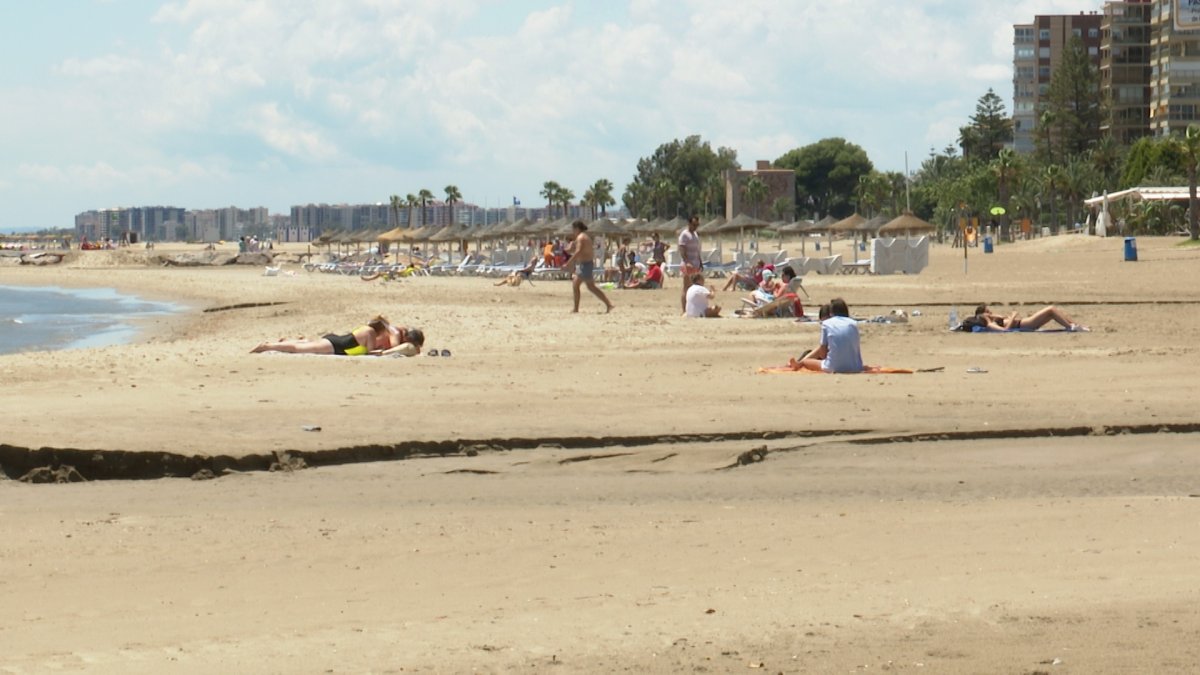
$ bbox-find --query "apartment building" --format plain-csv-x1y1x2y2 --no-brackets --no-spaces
1012,12,1104,153
1149,0,1200,135
1101,0,1153,144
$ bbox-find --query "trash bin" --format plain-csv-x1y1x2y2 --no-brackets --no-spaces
983,236,993,254
1124,237,1137,262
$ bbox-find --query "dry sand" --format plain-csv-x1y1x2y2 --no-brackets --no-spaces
1,235,1199,673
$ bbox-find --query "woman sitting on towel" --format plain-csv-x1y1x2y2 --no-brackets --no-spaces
793,299,863,373
251,316,425,356
972,304,1089,332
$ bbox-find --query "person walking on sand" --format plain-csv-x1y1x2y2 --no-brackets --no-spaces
678,215,703,313
563,220,614,313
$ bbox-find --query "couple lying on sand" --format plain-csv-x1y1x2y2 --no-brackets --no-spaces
251,315,426,357
961,304,1090,333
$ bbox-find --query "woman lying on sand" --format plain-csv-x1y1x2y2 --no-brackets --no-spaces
969,305,1089,332
251,316,425,356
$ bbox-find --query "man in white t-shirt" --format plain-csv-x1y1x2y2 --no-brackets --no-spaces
684,273,721,318
796,298,863,372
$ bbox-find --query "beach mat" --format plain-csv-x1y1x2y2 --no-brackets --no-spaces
758,364,916,375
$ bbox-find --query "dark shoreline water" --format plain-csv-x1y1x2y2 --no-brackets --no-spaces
0,285,183,355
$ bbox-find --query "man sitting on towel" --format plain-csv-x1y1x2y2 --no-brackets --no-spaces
795,298,863,373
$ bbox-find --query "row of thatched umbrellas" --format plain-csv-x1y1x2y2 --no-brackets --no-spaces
312,211,935,247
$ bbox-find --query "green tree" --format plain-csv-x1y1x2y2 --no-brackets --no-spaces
1040,165,1066,232
1175,124,1200,240
990,148,1021,237
775,138,873,218
1089,135,1123,189
1038,36,1103,161
444,185,462,227
959,88,1014,160
541,181,562,218
741,175,769,218
623,135,739,218
389,194,403,228
587,179,616,217
405,193,419,228
557,186,576,220
1121,136,1185,187
770,196,794,221
417,189,435,228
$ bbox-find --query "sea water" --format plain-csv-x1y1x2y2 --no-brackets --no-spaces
0,285,182,355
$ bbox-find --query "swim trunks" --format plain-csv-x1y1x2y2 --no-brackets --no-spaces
576,261,595,279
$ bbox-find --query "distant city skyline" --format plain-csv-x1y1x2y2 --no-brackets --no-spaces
1,0,1093,232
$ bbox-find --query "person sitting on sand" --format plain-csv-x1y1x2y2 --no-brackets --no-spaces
745,268,781,306
794,298,863,373
625,259,664,289
684,273,721,317
969,304,1090,332
251,316,425,356
495,256,538,287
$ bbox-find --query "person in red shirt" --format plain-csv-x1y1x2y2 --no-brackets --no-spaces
625,259,665,289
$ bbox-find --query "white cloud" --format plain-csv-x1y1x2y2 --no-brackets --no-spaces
1,1,1105,228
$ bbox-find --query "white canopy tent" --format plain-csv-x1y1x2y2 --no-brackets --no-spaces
1082,186,1193,207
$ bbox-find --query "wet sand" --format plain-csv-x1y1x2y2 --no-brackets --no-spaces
1,235,1199,672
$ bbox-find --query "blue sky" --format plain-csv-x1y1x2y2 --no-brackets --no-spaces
0,0,1093,231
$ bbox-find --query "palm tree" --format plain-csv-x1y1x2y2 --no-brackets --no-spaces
417,189,434,228
405,193,419,228
1061,157,1095,231
742,175,769,219
702,174,724,217
990,148,1019,238
557,186,576,220
1040,165,1065,233
389,194,403,228
541,181,562,218
1090,135,1123,189
589,179,616,217
444,185,462,228
1177,124,1200,240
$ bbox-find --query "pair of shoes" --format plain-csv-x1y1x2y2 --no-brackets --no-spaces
1069,324,1091,332
426,348,452,357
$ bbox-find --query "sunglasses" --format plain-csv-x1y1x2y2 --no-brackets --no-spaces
426,349,452,357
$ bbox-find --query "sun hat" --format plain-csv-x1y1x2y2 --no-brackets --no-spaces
761,269,774,279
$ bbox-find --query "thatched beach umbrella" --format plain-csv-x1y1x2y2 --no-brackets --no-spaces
698,216,726,234
878,211,936,236
719,213,771,256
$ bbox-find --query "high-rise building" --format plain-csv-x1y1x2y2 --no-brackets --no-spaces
1012,12,1104,153
1101,1,1153,145
1149,0,1200,136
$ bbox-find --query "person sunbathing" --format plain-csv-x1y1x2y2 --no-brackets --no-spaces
495,256,538,287
970,304,1090,332
722,259,768,291
251,316,425,356
742,266,805,318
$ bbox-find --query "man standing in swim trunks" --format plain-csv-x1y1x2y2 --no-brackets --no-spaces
564,220,614,313
678,215,703,313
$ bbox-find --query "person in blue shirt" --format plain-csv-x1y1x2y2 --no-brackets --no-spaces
795,298,864,373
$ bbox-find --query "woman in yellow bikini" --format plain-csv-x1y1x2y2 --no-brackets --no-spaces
251,316,424,355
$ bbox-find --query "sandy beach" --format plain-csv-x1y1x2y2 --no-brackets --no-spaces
2,235,1199,673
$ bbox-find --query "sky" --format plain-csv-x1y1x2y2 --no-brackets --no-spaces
0,0,1099,231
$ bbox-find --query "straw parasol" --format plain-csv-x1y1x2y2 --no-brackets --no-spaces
698,216,726,234
719,213,771,255
877,211,936,235
828,213,867,234
585,218,628,237
657,216,690,235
